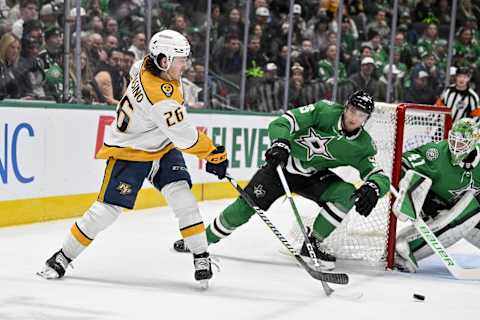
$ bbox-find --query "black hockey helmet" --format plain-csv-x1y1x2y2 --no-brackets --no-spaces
346,90,375,115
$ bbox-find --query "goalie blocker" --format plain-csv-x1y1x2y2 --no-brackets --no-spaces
393,170,480,274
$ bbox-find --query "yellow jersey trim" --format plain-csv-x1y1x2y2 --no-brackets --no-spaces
96,143,175,161
179,131,216,160
98,158,117,202
139,65,183,105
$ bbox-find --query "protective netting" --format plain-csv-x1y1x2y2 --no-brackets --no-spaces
286,103,449,266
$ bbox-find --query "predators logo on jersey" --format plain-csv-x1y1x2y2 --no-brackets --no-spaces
161,83,174,97
116,182,133,195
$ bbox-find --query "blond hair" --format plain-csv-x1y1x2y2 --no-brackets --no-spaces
0,32,21,65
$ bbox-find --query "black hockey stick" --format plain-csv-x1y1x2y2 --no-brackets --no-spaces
225,173,349,286
276,166,336,295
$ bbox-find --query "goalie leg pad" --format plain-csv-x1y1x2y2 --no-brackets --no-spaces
395,225,419,272
393,170,432,222
465,224,480,249
397,192,480,263
63,201,122,260
162,180,207,255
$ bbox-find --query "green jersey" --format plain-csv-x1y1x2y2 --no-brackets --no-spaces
317,60,347,83
403,140,480,206
268,100,390,196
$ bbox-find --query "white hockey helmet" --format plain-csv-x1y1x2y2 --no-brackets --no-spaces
149,29,190,72
448,118,479,165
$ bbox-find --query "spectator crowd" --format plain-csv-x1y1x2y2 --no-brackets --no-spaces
1,0,480,120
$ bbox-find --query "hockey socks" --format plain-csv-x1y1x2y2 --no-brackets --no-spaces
312,203,348,240
173,197,253,252
207,197,255,244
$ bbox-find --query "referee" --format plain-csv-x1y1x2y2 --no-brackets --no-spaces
436,67,480,122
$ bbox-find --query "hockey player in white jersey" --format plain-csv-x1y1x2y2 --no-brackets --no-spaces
38,30,228,288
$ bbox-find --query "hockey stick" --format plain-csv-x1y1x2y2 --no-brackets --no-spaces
275,166,336,295
391,186,480,280
224,173,349,286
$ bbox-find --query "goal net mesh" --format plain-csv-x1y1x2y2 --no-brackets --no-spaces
286,103,450,266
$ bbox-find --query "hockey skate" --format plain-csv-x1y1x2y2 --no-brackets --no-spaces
173,239,190,253
193,252,214,289
37,249,72,279
300,234,336,271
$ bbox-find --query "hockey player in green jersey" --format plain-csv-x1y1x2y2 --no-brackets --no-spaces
395,118,480,273
174,90,390,270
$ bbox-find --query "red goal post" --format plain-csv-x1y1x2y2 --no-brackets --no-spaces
385,103,452,269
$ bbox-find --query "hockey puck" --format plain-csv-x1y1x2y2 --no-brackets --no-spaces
413,293,425,302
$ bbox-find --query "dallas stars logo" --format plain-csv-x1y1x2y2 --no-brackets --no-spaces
295,128,335,161
253,184,266,198
448,178,480,200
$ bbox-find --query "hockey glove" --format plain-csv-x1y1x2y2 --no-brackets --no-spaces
265,139,291,168
206,145,228,179
352,181,380,217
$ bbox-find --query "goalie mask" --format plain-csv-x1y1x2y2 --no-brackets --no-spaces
448,118,479,165
149,29,190,72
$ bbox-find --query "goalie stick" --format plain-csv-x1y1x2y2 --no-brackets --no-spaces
391,185,480,280
224,173,349,286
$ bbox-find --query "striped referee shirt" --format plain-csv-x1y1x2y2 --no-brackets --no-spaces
439,85,480,122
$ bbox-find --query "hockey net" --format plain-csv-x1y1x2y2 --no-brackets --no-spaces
285,103,452,269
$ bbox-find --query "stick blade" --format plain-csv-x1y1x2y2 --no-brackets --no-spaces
297,255,349,284
451,267,480,280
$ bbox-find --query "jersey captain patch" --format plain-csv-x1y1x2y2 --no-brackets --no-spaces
295,127,335,161
161,83,174,97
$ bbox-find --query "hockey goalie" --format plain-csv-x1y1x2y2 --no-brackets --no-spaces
394,118,480,273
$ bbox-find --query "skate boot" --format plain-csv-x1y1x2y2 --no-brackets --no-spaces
37,249,72,279
193,252,213,289
173,239,190,253
300,233,336,271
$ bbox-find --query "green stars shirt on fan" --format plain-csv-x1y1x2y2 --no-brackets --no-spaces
268,100,390,197
403,140,480,205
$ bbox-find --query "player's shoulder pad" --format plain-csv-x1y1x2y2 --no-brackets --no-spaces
129,60,142,79
356,129,377,154
318,99,342,108
140,67,184,106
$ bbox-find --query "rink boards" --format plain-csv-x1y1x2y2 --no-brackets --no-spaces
0,101,274,227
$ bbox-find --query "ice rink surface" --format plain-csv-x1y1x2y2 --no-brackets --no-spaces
1,197,479,320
